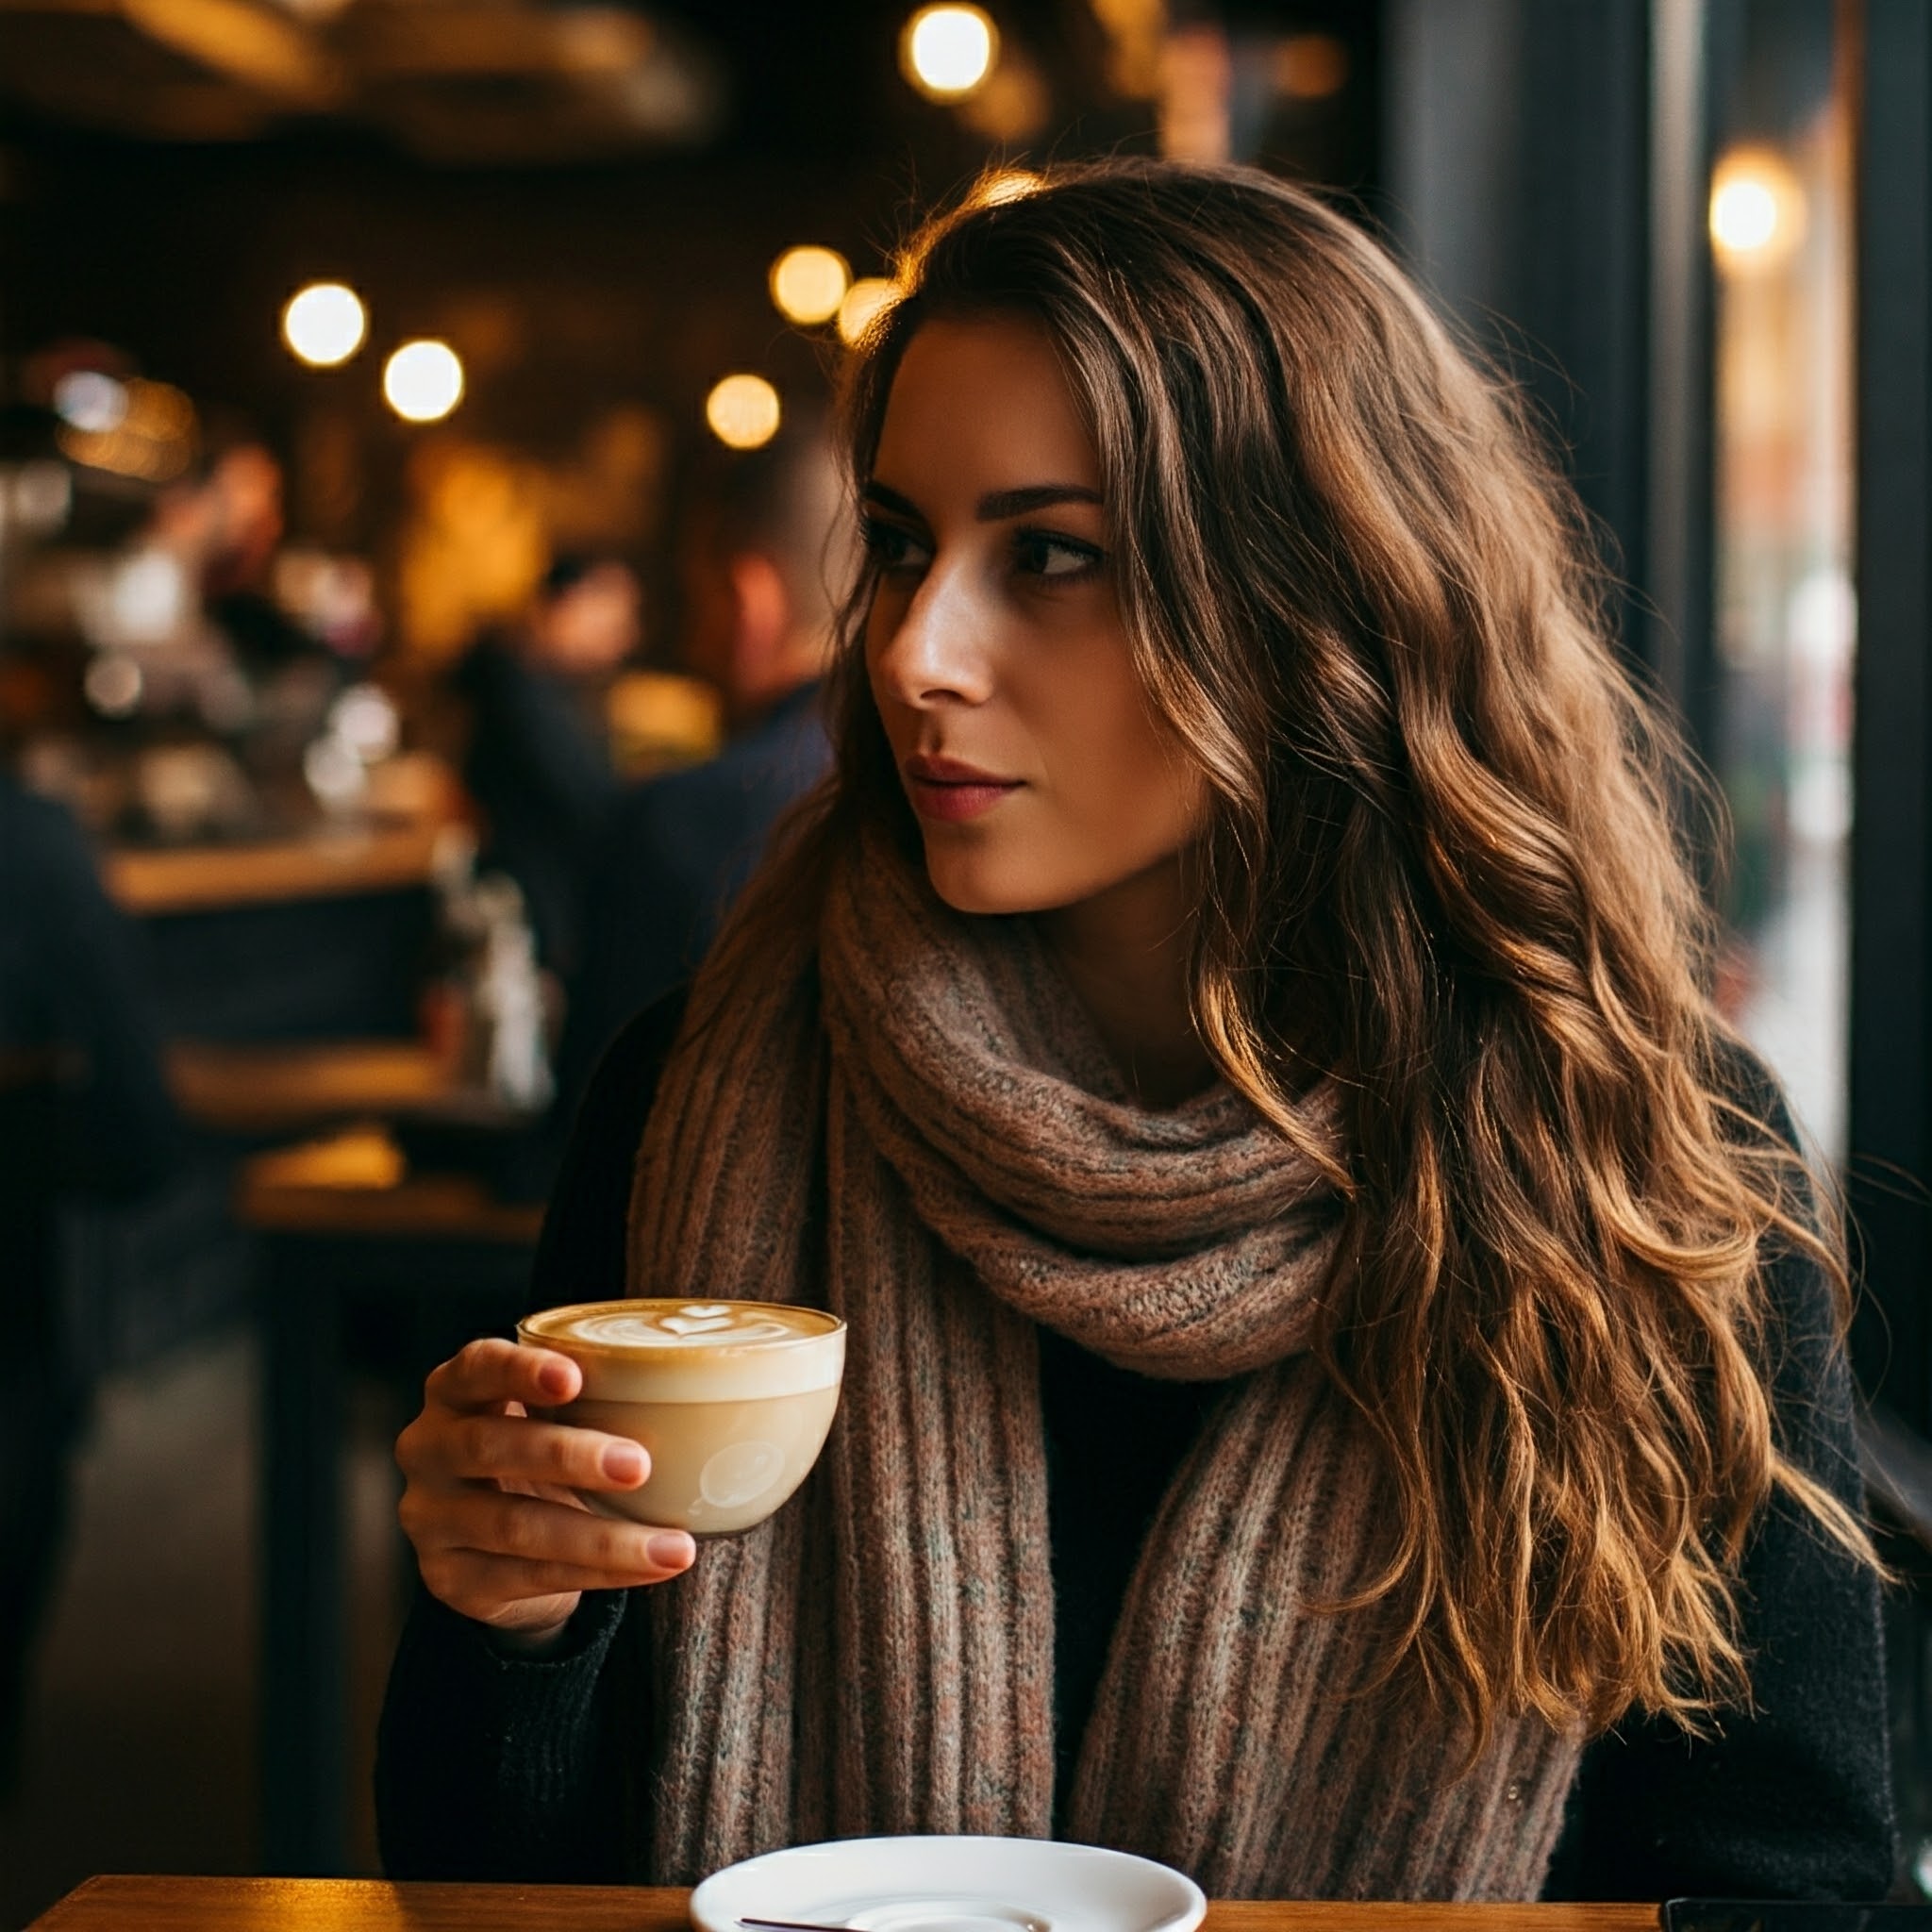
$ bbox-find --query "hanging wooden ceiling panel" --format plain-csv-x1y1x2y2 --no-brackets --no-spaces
0,0,724,158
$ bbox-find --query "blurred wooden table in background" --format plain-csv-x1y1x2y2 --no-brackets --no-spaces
168,1041,457,1137
106,820,449,918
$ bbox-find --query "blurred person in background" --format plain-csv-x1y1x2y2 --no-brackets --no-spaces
551,424,846,1118
452,555,641,974
0,767,182,1794
192,441,310,678
92,437,334,771
148,438,326,685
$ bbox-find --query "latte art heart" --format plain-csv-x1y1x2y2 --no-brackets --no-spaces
661,1307,736,1336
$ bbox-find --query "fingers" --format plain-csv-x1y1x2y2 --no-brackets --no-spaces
426,1337,581,1413
407,1490,696,1608
399,1407,649,1494
408,1485,692,1575
403,1338,640,1495
399,1332,697,1630
421,1545,688,1629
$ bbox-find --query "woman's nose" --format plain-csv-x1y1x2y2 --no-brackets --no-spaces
871,561,994,708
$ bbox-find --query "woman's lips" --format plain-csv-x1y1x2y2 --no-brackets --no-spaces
903,756,1024,824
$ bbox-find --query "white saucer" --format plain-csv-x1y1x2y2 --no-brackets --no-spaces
688,1835,1207,1932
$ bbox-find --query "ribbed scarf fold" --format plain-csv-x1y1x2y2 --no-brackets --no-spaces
625,835,1581,1893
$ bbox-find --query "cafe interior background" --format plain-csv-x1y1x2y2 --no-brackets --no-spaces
1,0,1929,1922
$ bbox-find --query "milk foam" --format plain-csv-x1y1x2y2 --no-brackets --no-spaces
521,1299,844,1403
557,1303,814,1349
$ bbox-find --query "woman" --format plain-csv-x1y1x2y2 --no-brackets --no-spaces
377,159,1893,1899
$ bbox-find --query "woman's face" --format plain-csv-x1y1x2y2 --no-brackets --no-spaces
863,314,1208,917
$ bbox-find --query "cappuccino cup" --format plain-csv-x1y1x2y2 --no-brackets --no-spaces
517,1299,845,1537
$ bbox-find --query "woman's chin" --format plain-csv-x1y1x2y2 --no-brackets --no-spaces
921,845,1055,918
924,867,1023,918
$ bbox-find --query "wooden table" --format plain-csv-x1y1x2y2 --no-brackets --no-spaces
106,821,450,918
237,1141,544,1879
28,1875,1661,1931
168,1041,463,1138
168,1038,541,1143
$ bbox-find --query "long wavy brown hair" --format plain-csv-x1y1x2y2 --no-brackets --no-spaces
706,157,1875,1751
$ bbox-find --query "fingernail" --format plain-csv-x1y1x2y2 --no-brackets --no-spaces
537,1360,574,1400
602,1443,645,1484
647,1531,693,1568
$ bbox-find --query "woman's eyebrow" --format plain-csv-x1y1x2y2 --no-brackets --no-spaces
861,480,924,520
862,479,1104,522
974,484,1103,521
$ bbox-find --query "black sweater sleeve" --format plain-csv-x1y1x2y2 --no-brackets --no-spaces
1547,1063,1897,1901
375,992,687,1883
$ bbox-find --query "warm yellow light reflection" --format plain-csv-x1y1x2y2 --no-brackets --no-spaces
706,374,782,450
383,340,464,423
770,245,851,325
282,281,367,367
903,4,997,99
975,167,1042,206
56,377,196,482
1709,147,1805,271
836,277,901,347
1275,32,1349,100
1712,178,1777,252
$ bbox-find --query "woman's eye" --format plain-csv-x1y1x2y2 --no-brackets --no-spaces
861,519,929,574
1014,529,1104,582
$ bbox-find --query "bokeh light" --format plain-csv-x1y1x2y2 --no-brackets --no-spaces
84,654,143,719
836,277,902,347
1712,178,1777,252
1275,33,1349,100
1709,147,1805,271
304,733,368,809
383,340,465,423
770,245,851,325
108,551,189,641
705,374,782,450
282,282,368,367
902,5,998,99
9,461,72,537
56,378,196,482
328,683,401,764
52,370,128,433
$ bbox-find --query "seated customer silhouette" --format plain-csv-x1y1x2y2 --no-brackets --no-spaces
553,425,848,1116
454,555,641,976
0,771,182,1790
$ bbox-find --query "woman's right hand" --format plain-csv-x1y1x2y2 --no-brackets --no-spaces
396,1337,695,1649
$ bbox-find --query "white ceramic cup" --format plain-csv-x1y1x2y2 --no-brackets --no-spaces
517,1298,845,1537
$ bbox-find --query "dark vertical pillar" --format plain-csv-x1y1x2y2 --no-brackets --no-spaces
1383,0,1667,700
1508,3,1655,639
1646,0,1728,762
258,1246,348,1875
1848,0,1932,1432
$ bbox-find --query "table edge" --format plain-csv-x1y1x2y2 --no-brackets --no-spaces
25,1874,1665,1932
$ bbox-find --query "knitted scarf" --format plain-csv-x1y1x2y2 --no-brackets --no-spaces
625,835,1581,1894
